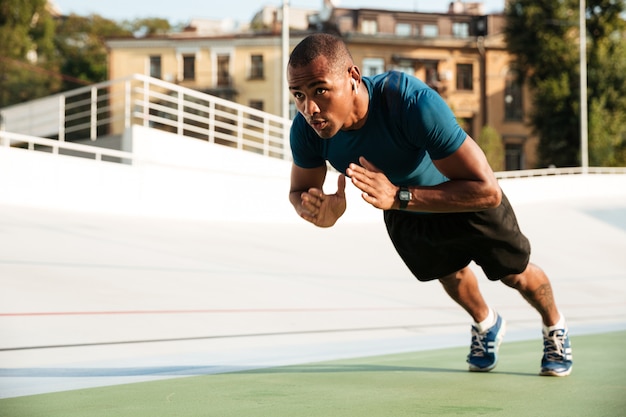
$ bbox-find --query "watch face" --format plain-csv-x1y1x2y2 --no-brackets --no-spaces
399,190,411,201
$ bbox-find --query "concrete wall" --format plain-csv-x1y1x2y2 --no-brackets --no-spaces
1,125,625,222
0,126,378,222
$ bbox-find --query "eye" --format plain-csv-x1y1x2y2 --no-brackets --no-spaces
292,92,304,100
315,88,327,95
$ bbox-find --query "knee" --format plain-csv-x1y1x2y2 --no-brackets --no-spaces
501,263,543,289
438,267,472,285
501,273,522,289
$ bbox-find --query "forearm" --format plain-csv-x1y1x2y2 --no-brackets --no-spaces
398,177,501,212
398,137,502,212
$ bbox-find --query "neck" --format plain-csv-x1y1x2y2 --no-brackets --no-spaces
350,84,369,130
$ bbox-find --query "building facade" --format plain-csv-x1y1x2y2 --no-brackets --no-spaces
106,3,538,170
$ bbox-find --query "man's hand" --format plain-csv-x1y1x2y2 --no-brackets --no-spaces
347,156,399,210
298,174,347,227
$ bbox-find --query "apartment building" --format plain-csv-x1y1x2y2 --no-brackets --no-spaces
106,3,537,170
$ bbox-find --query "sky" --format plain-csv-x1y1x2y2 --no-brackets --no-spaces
52,0,506,24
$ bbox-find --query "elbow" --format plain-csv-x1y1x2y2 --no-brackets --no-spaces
473,175,501,210
485,183,502,209
289,190,302,209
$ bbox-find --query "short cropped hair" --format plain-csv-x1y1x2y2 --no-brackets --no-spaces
288,33,354,74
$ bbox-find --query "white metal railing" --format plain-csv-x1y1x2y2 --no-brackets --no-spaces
0,74,292,160
0,131,133,163
495,166,626,179
3,128,624,179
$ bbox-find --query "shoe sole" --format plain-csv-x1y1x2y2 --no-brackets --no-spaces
468,319,507,372
539,366,573,377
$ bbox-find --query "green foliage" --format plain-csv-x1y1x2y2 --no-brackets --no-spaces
476,125,505,172
0,0,46,58
123,17,172,36
505,0,626,167
0,0,62,107
55,14,131,89
0,3,172,107
586,0,626,166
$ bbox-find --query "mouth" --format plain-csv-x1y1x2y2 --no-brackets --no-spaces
308,119,327,132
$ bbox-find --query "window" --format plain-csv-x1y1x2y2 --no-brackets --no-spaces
149,55,161,79
424,62,440,92
474,15,487,36
250,54,264,80
456,63,473,91
217,54,230,86
362,58,384,77
248,100,264,123
505,142,524,170
504,71,523,121
183,54,195,80
395,23,412,37
452,22,470,38
362,19,377,35
210,48,233,88
249,100,263,112
422,24,438,37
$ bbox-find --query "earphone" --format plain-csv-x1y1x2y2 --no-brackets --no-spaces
352,79,359,94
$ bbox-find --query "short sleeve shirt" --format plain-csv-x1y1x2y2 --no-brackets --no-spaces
290,71,466,186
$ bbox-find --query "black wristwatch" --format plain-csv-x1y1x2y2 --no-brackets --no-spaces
397,186,412,210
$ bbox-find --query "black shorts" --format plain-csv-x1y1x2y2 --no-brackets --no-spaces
383,192,531,281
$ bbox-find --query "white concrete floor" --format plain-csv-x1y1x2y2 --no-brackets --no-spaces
1,191,625,398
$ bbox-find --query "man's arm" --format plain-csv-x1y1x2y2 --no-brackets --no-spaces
347,136,501,212
426,135,502,211
289,163,347,227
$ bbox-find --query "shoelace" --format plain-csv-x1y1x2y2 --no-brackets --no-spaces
543,329,568,361
469,327,487,357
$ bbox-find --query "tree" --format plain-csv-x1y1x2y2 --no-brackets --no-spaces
586,0,626,166
1,5,174,107
476,125,505,172
504,0,626,167
55,14,132,90
124,17,171,37
0,0,61,107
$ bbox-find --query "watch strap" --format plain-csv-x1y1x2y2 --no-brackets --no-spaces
398,186,410,210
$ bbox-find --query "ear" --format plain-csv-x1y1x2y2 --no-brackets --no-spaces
348,66,361,94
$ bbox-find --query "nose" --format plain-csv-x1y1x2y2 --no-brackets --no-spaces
303,98,320,117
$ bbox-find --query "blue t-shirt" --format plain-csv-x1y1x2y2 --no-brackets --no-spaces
290,71,466,187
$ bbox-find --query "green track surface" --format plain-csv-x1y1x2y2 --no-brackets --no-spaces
2,331,625,417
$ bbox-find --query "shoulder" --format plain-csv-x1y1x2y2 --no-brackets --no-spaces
365,71,437,114
366,71,430,96
366,72,464,157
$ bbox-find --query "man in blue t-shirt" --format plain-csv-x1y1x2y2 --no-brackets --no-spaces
287,33,572,377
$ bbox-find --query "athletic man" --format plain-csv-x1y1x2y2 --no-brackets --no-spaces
287,33,573,376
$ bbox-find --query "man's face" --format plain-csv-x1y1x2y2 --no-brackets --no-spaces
288,56,354,139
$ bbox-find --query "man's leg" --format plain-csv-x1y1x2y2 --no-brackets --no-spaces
501,263,573,376
500,262,559,326
438,266,489,323
439,266,505,372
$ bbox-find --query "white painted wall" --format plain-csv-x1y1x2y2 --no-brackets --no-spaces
0,126,377,222
1,125,625,222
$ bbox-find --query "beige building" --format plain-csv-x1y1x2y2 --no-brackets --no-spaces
106,3,538,170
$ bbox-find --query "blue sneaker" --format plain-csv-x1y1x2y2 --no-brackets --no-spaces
467,314,506,372
540,327,573,376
